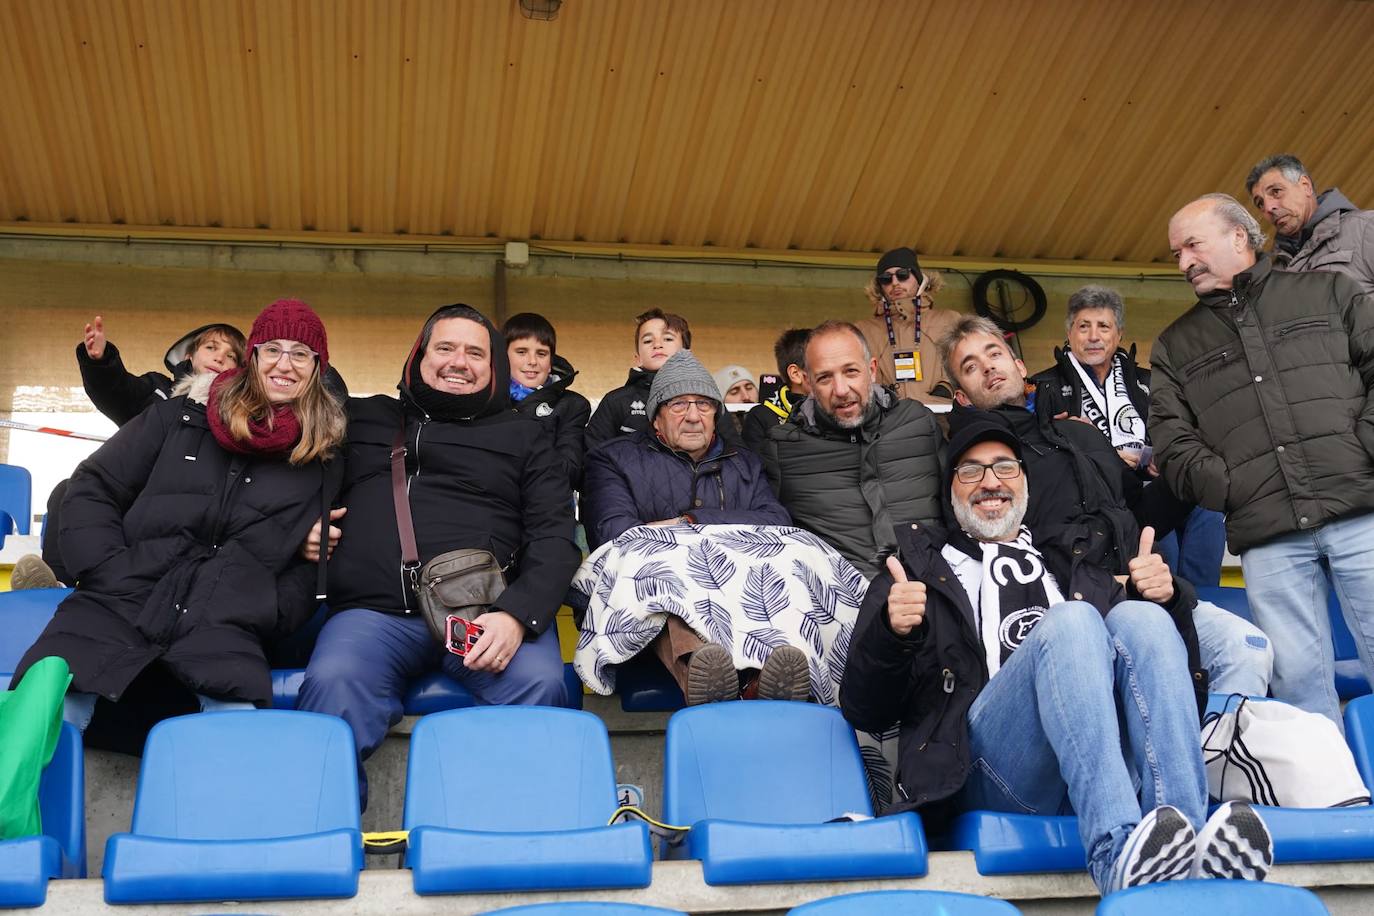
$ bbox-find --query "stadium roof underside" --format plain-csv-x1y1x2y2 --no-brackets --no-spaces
1,0,1372,268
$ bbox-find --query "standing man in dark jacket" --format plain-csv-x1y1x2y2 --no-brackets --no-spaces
760,320,944,580
1154,193,1374,727
297,304,580,808
1245,154,1374,293
841,421,1271,896
741,327,810,454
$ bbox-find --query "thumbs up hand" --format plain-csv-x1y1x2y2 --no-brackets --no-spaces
1127,526,1174,604
885,555,927,636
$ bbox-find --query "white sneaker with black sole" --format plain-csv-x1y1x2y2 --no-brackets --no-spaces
1107,804,1197,894
1191,800,1273,881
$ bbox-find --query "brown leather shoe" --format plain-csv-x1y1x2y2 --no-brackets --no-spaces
685,643,738,705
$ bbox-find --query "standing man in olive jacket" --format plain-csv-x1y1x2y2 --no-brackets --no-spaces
760,320,944,580
842,421,1271,895
1153,193,1374,727
297,304,581,808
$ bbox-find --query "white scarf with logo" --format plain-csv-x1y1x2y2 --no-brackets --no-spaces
1068,351,1146,449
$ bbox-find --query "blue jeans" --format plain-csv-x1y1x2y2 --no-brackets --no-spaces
1240,512,1374,727
62,691,254,731
1157,507,1226,588
957,601,1207,893
296,608,567,809
1193,599,1273,697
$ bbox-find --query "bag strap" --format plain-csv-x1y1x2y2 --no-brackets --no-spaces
391,426,422,591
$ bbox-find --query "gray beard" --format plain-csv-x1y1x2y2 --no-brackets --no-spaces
822,385,878,429
953,486,1029,542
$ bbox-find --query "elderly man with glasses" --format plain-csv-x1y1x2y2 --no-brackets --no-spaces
578,349,871,708
841,419,1274,897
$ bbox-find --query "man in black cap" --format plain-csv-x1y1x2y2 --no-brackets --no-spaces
855,247,960,405
841,420,1273,896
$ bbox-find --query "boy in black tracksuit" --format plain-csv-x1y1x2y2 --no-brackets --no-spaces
584,308,691,451
503,312,592,489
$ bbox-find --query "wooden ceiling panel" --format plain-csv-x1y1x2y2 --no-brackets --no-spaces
2,0,1372,263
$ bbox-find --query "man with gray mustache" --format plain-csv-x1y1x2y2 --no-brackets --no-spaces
1152,193,1374,728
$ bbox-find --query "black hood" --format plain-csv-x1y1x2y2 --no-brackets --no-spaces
399,304,511,421
162,323,245,374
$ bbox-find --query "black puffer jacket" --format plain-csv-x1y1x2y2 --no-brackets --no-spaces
1030,344,1152,434
585,368,655,451
329,391,580,637
1150,256,1374,552
947,404,1142,574
840,520,1204,817
760,387,943,579
77,341,190,428
12,378,343,705
513,355,592,489
583,431,790,550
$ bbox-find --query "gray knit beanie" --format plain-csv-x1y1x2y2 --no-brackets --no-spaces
647,350,722,418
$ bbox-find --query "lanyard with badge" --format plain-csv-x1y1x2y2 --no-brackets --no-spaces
884,273,930,383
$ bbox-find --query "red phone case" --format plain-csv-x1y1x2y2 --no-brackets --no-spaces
446,615,486,657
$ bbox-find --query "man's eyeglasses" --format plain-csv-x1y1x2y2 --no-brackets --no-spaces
877,268,918,286
954,458,1023,485
255,343,318,368
664,397,716,416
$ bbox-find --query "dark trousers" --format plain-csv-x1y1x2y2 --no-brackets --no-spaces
295,608,567,809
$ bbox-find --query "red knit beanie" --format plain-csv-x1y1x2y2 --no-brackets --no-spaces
249,299,329,372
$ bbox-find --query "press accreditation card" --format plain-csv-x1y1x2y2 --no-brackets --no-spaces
894,349,921,382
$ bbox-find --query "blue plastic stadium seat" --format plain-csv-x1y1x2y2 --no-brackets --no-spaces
1097,879,1329,914
0,510,12,547
102,710,363,904
270,664,583,712
662,701,927,885
0,723,85,907
0,464,32,535
948,812,1085,875
403,706,652,895
0,589,73,685
486,905,687,916
789,889,1022,914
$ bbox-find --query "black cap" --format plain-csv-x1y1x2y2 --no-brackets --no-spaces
876,246,922,278
945,419,1023,476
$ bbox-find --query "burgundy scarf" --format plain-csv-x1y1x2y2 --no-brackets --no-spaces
206,368,302,457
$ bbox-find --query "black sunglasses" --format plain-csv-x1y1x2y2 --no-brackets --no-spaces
877,268,918,286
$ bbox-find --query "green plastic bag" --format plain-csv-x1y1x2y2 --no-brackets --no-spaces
0,656,73,840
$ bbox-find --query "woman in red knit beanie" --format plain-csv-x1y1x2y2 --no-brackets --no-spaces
11,298,348,745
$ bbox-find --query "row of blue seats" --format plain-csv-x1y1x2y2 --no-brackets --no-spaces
464,881,1334,915
5,695,1374,908
0,463,31,543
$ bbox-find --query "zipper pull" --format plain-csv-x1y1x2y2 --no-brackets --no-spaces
942,668,955,694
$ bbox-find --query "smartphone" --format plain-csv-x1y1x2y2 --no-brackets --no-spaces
757,373,782,404
446,615,486,657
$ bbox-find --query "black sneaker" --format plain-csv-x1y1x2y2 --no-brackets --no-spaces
758,645,810,702
685,643,737,706
1107,804,1197,893
1191,801,1274,881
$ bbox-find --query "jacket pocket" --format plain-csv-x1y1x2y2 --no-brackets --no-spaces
1180,345,1242,382
1272,316,1331,339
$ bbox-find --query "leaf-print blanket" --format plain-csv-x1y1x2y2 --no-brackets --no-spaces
571,523,868,706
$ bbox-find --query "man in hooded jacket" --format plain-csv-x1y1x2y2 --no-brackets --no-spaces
296,303,581,808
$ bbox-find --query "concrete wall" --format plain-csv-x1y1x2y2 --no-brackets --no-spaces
0,236,1199,463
